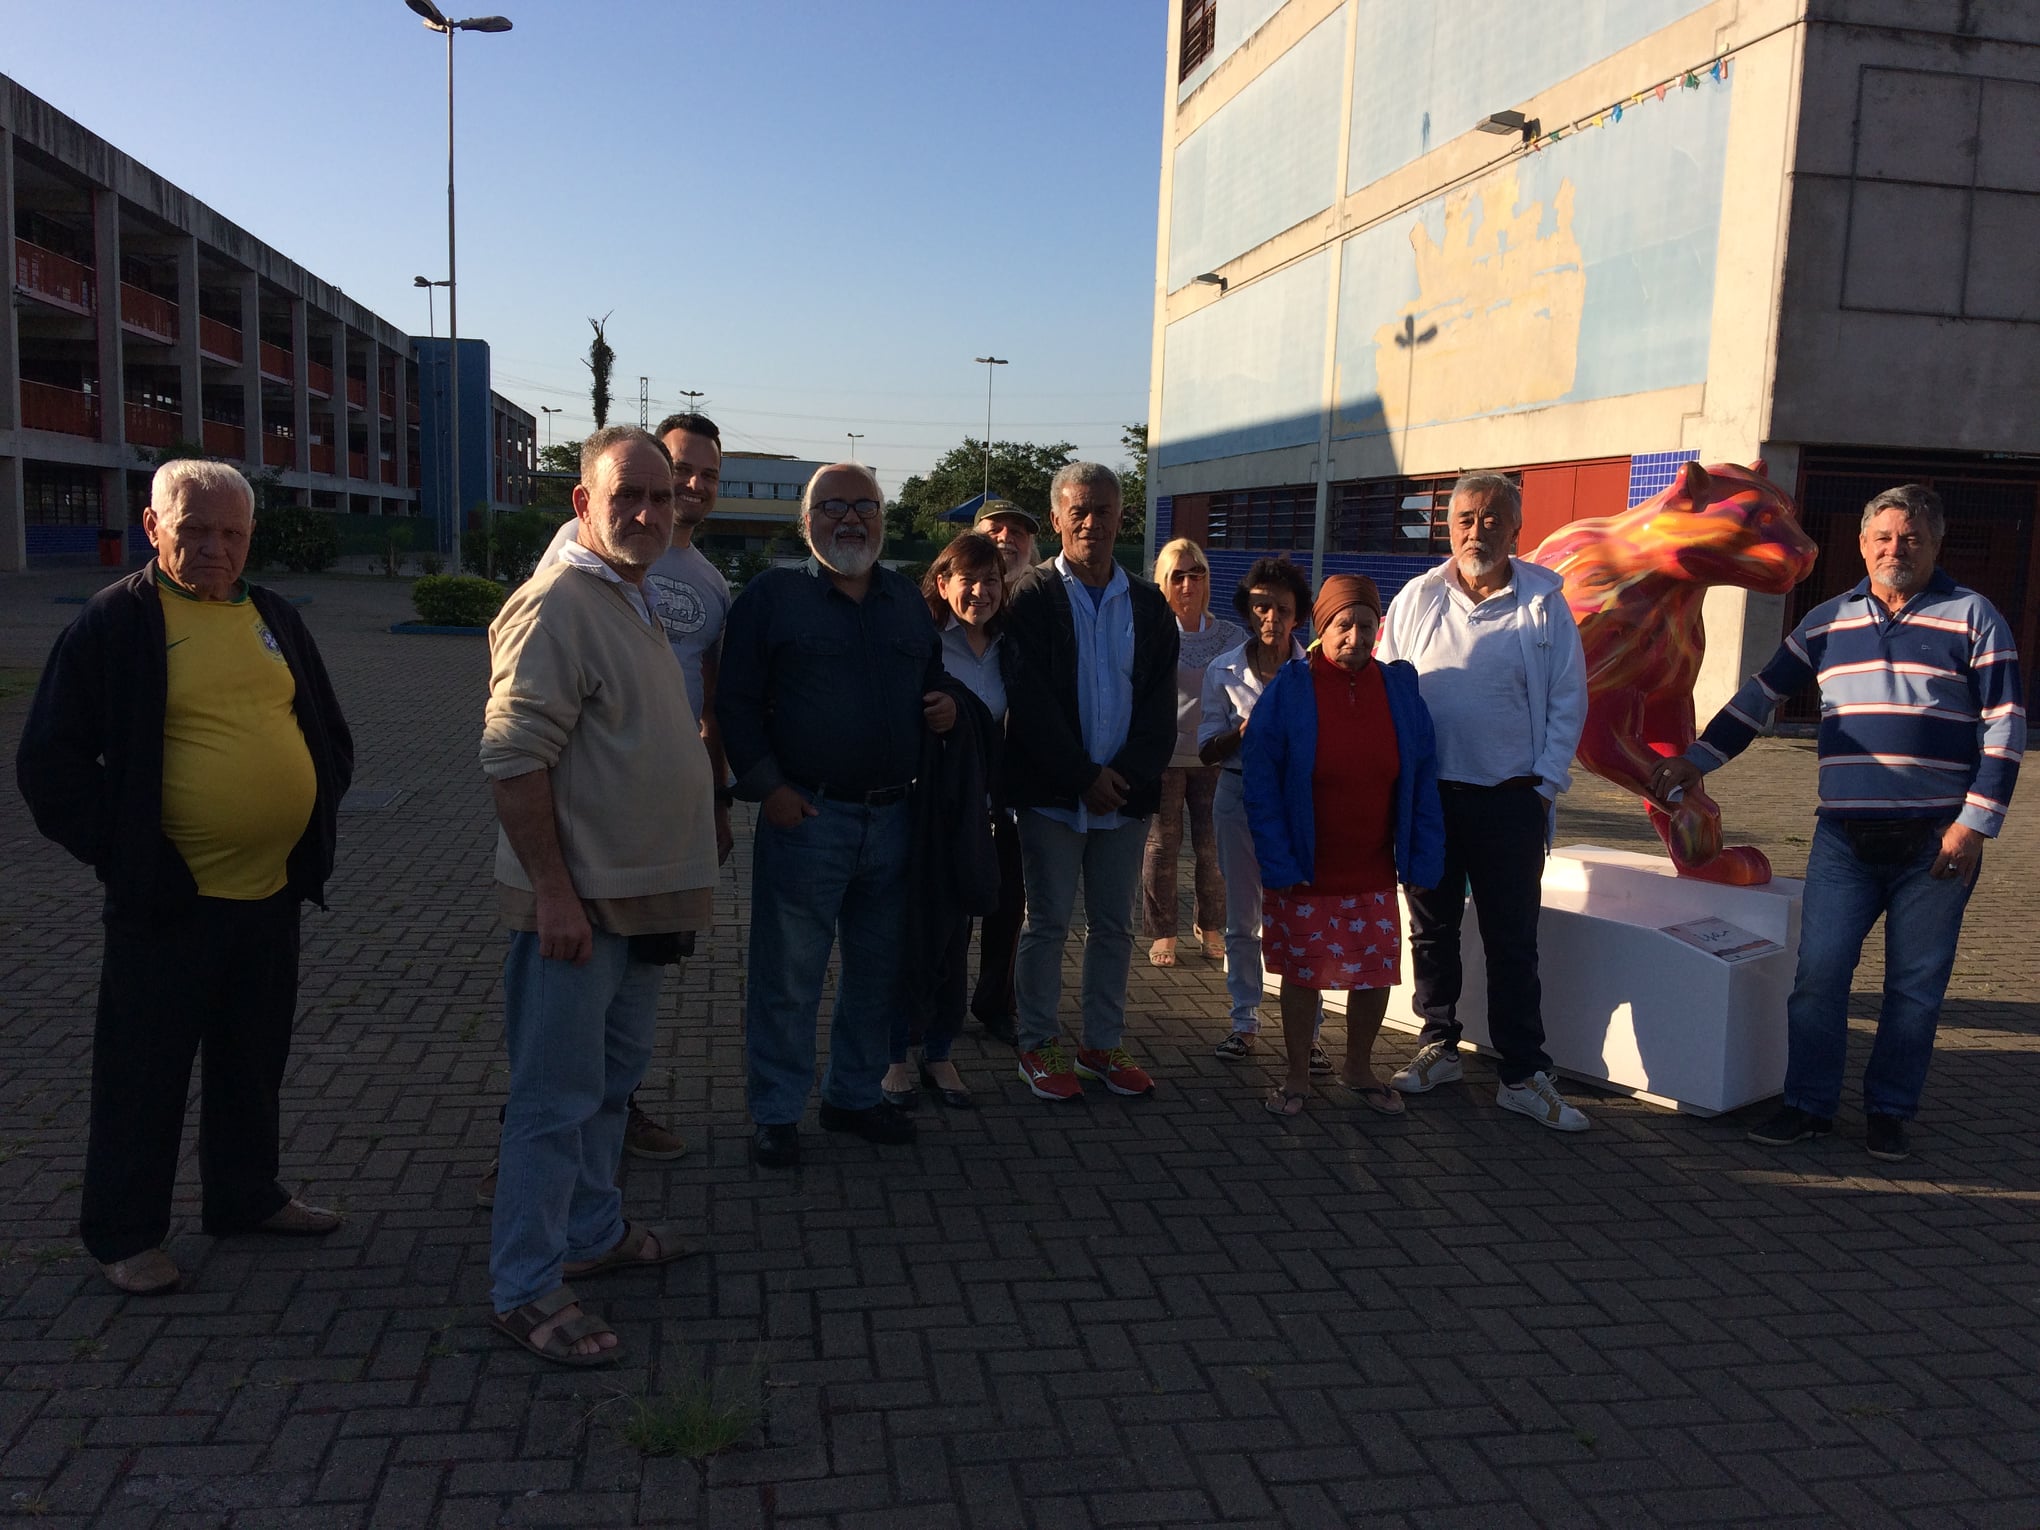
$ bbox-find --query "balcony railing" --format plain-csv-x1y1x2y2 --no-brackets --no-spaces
408,400,421,423
120,283,179,343
124,400,181,448
202,419,246,458
21,380,100,437
15,240,95,314
379,391,397,419
347,376,367,408
348,450,368,480
258,341,293,382
307,360,333,397
309,442,335,475
380,459,398,485
262,432,294,468
198,315,243,363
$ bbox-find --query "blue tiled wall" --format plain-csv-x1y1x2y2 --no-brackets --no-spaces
1627,449,1699,506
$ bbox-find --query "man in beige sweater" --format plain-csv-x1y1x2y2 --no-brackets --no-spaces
478,426,718,1368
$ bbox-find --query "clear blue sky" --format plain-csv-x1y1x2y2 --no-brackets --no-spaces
5,0,1167,490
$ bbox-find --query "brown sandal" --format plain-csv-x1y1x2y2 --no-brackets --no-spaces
488,1285,620,1368
1349,1082,1407,1116
563,1221,698,1280
1264,1087,1308,1117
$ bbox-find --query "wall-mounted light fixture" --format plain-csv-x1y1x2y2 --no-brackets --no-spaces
1476,109,1539,141
1193,272,1228,294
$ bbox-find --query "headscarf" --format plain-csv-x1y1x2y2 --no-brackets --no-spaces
1312,574,1381,636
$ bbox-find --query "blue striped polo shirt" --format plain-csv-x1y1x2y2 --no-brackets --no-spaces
1685,569,2024,836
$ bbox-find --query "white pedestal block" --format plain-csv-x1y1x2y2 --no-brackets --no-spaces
1270,845,1803,1116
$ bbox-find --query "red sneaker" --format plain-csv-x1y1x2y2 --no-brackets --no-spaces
1017,1040,1082,1101
1074,1046,1154,1096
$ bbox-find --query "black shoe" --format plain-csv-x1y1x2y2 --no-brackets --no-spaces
1866,1113,1911,1162
975,1010,1018,1046
920,1065,975,1110
881,1083,921,1110
818,1101,918,1146
750,1122,800,1169
1746,1104,1833,1146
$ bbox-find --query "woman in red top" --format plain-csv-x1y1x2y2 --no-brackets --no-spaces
1241,576,1446,1117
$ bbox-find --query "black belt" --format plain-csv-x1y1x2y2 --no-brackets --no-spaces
1437,775,1542,794
801,780,914,806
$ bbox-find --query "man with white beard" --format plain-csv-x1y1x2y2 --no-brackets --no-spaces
715,463,959,1168
1374,472,1592,1131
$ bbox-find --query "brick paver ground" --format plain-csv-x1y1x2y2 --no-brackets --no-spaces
2,569,2038,1530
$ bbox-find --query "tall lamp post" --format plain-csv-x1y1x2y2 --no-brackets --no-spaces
539,405,560,450
412,274,449,337
405,0,512,571
973,355,1007,499
846,431,863,462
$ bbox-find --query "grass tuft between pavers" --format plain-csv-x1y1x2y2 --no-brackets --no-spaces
616,1371,763,1460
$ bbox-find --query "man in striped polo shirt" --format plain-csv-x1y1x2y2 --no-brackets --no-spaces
1652,484,2024,1162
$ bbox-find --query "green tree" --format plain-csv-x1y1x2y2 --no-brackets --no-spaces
1118,422,1148,543
585,315,614,429
537,440,581,475
888,438,1077,541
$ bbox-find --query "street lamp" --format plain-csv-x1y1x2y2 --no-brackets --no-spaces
406,0,513,571
678,389,705,417
539,405,560,449
973,355,1007,499
846,432,863,462
412,275,450,337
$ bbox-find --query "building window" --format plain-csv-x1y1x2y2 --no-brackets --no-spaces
24,464,102,527
777,482,801,500
1329,476,1454,555
722,482,749,499
1180,0,1216,79
1205,484,1314,550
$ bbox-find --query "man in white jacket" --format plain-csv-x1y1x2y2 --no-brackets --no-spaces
1375,473,1592,1130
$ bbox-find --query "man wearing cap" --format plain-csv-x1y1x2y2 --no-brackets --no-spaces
976,499,1038,581
1375,471,1592,1130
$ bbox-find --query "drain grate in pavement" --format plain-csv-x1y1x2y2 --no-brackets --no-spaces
339,787,412,812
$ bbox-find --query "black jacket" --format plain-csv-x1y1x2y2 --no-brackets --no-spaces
16,563,355,923
1001,562,1179,819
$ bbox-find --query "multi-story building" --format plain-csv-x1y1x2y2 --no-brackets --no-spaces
1,73,533,569
706,451,824,548
1147,0,2040,713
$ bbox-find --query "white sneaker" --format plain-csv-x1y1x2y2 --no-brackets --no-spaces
1389,1041,1464,1093
1497,1071,1590,1132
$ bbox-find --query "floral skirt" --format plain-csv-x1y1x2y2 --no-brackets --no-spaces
1260,887,1401,991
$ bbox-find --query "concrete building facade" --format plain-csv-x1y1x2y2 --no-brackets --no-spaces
1147,0,2040,714
705,451,825,548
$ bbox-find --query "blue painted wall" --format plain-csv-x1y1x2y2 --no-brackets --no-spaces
413,336,494,546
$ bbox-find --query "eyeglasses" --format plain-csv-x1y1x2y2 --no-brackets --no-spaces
1167,569,1208,582
814,498,881,520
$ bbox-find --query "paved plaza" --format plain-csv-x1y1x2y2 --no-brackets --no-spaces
3,569,2039,1530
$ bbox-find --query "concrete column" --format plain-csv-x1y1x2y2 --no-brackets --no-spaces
329,318,350,484
0,455,22,573
290,297,310,476
392,350,410,494
237,272,262,472
175,235,202,444
364,340,383,498
0,126,19,437
92,188,125,458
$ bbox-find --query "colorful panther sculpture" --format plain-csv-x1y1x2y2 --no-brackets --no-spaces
1529,461,1818,885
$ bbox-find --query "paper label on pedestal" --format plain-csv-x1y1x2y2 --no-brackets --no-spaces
1659,917,1783,963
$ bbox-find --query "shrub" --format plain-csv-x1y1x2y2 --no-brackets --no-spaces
462,508,568,585
250,505,340,574
412,574,506,628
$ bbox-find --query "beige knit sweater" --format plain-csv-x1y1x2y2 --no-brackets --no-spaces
480,560,717,900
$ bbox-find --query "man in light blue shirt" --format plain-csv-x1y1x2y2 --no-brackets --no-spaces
1001,464,1180,1101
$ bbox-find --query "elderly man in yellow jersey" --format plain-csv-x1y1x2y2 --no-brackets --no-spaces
17,460,355,1296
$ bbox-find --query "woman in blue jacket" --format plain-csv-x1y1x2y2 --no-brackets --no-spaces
1242,575,1445,1117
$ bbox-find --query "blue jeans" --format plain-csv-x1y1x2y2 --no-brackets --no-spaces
746,797,908,1124
1014,812,1147,1053
491,928,661,1314
1785,816,1976,1120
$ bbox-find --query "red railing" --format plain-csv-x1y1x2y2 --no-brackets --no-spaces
380,459,398,485
198,315,243,363
408,456,421,482
120,283,178,342
202,419,246,458
15,240,95,313
408,400,420,423
307,360,333,397
309,442,335,475
347,376,367,408
21,380,100,437
378,390,397,419
258,341,293,381
263,432,294,468
124,400,180,448
348,450,367,480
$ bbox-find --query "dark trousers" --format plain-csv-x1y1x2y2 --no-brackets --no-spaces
81,892,298,1262
969,812,1024,1024
900,910,972,1065
1406,781,1551,1086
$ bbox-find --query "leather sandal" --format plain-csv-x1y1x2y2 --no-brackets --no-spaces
563,1222,698,1280
101,1249,181,1295
488,1284,620,1368
1264,1087,1309,1118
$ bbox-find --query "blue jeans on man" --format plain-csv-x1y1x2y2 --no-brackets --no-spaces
491,928,661,1313
746,797,909,1125
1014,813,1148,1051
1785,816,1976,1120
